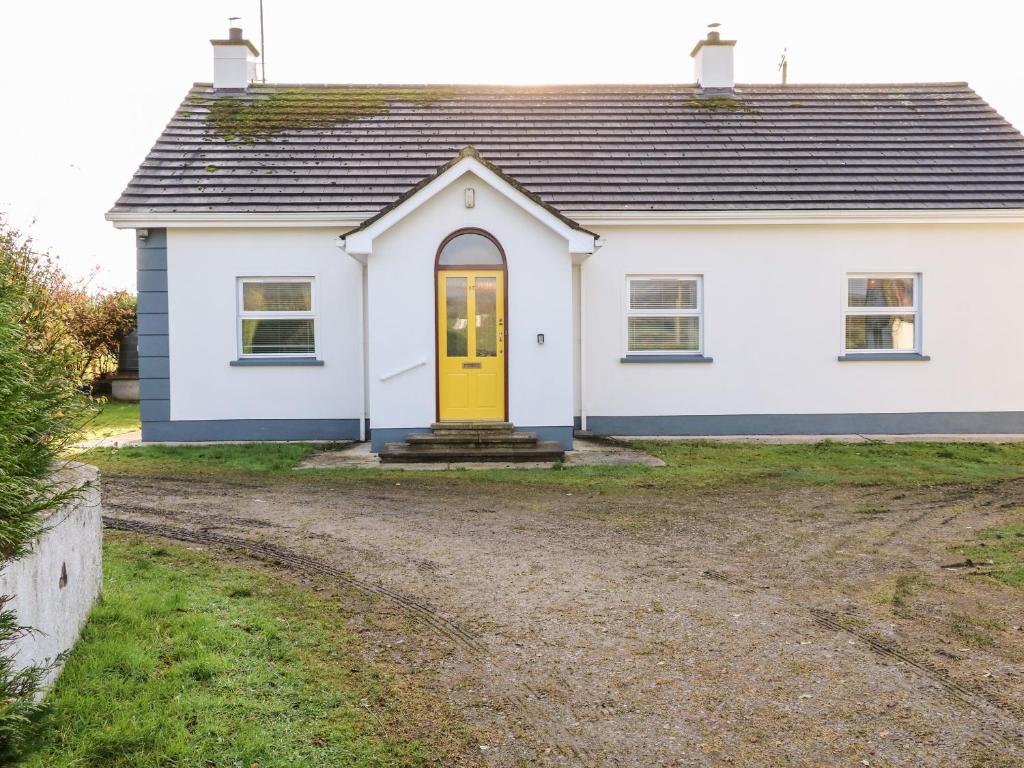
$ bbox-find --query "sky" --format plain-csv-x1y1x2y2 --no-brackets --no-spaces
1,1,1022,291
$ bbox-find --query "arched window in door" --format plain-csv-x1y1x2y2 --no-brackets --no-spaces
436,230,505,267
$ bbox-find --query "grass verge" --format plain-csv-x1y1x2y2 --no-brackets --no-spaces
955,512,1024,588
24,533,477,767
76,401,140,443
77,439,1024,493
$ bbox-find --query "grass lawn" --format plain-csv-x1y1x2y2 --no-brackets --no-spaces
76,400,140,442
955,512,1024,588
77,438,1024,493
25,534,475,768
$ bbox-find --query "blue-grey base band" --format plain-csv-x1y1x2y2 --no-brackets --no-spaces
370,427,431,452
142,419,361,443
369,425,574,452
582,413,1024,436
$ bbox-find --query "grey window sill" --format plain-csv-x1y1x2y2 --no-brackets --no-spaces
230,357,324,367
621,355,714,364
837,353,930,362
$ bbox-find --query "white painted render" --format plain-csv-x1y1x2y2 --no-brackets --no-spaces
160,215,1024,434
365,171,576,430
341,154,597,257
212,42,257,90
166,228,363,422
692,41,735,90
582,223,1024,417
572,264,582,417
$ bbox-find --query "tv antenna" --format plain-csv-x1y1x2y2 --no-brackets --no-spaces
778,48,788,85
258,0,266,82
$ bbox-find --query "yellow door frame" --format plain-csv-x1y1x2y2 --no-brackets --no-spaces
434,228,508,423
436,270,506,421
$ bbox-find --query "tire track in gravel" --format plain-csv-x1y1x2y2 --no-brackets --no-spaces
104,514,608,767
702,569,1024,752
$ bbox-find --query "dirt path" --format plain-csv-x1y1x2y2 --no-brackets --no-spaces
101,474,1024,767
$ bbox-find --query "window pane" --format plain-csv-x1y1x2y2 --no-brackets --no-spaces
630,279,698,310
848,278,914,309
445,277,468,357
628,316,700,352
845,314,916,351
474,277,497,357
438,233,503,265
242,319,315,354
243,282,311,312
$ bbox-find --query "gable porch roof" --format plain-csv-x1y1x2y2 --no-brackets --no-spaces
340,147,599,257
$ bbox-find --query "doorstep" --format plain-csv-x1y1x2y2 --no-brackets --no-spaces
296,438,665,470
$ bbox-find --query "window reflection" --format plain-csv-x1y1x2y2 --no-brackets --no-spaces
445,277,468,357
438,233,503,265
475,277,497,357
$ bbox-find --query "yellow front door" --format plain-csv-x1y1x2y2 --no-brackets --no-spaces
437,270,505,421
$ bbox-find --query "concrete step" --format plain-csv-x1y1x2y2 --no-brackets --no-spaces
407,431,539,446
430,421,513,434
380,440,565,463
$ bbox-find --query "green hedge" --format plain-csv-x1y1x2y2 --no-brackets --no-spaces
0,219,92,760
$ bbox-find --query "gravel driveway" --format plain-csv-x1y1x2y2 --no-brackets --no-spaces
103,472,1024,767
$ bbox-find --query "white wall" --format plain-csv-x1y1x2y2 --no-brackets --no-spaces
368,172,575,429
582,223,1024,417
163,218,1024,432
0,464,102,691
167,228,363,421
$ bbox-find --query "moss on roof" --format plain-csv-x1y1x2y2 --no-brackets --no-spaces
205,87,456,142
683,96,752,113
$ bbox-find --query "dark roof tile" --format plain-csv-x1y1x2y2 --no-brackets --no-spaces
111,83,1024,214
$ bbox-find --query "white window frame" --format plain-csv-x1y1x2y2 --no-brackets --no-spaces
237,276,318,359
842,272,921,355
624,275,704,356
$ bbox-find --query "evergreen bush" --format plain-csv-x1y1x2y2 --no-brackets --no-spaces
0,218,92,760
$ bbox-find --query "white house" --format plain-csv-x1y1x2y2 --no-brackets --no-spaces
108,25,1024,457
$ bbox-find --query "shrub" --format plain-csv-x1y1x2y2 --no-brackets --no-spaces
15,255,136,386
58,287,136,383
0,218,92,758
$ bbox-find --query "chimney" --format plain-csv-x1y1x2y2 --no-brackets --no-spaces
211,20,260,90
691,25,736,91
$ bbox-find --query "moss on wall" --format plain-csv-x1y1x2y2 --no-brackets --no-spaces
205,87,456,142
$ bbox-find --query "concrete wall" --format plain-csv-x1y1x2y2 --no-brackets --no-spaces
0,464,102,690
581,222,1024,433
367,171,575,446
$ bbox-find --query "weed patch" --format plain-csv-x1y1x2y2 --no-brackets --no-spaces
948,611,1006,648
892,573,926,608
954,512,1024,588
